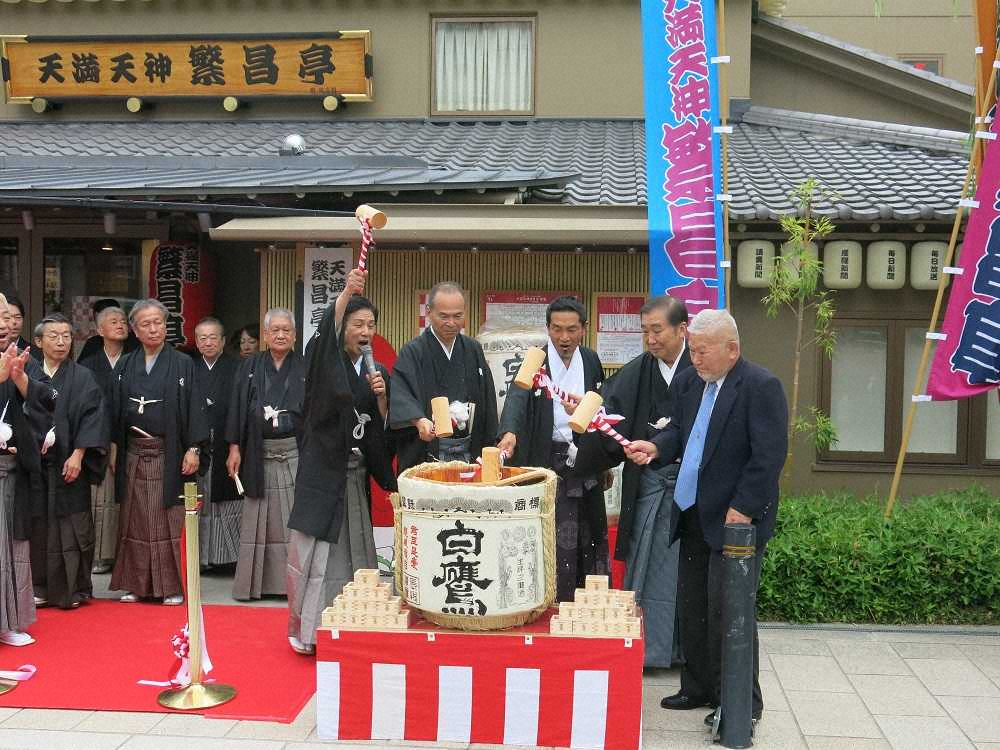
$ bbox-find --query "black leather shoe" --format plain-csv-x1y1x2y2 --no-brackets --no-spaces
660,692,714,710
704,708,762,726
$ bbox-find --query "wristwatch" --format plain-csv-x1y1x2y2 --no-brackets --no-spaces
187,446,201,455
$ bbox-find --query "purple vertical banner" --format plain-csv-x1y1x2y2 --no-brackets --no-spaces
641,0,725,312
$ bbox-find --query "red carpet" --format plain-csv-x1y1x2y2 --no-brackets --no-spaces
0,599,314,722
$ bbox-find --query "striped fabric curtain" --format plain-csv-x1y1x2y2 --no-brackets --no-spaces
434,20,533,113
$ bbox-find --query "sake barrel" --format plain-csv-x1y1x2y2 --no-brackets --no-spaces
392,462,557,631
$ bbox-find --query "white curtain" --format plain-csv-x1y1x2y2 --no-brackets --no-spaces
435,20,533,113
831,327,887,453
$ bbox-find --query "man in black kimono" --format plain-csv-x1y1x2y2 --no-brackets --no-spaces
390,282,497,472
109,299,209,605
497,296,607,601
79,304,129,574
27,315,109,610
288,270,397,654
226,308,305,600
0,300,54,646
575,295,691,667
192,317,240,569
76,298,140,364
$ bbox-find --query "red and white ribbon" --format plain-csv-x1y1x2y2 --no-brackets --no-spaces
357,217,375,272
532,367,573,404
588,410,632,449
0,665,36,682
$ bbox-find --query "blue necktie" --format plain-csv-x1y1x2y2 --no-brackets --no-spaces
674,381,718,510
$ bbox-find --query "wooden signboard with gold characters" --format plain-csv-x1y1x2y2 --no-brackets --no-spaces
1,32,373,105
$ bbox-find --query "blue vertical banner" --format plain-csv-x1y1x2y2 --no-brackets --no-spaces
641,0,726,312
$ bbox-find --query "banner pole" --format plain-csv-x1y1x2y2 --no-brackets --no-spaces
883,49,1000,521
717,0,733,310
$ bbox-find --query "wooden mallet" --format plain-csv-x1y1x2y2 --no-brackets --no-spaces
568,392,606,434
430,396,453,438
480,446,502,483
355,204,387,230
512,347,547,390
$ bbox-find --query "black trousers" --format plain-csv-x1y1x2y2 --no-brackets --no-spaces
677,505,764,714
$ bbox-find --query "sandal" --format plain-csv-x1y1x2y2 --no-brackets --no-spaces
119,592,139,603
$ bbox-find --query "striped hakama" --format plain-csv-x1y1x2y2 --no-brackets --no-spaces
233,436,297,600
109,437,184,599
30,464,95,608
198,467,241,567
91,465,119,567
287,453,376,647
0,455,34,633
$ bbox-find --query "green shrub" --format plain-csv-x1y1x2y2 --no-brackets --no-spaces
758,487,1000,624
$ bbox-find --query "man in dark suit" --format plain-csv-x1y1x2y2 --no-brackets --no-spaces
498,296,606,601
573,295,692,666
626,308,787,724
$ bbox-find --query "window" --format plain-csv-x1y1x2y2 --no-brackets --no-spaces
43,237,143,358
432,17,535,115
899,55,943,77
819,317,985,468
0,238,18,295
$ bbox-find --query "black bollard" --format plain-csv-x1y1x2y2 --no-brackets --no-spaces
719,523,756,748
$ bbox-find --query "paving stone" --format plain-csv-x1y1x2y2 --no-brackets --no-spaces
75,713,166,734
761,668,791,711
0,728,127,749
750,710,809,749
120,737,285,750
1,708,94,730
849,674,946,716
892,642,966,659
786,691,883,738
876,715,975,750
938,696,1000,743
805,739,891,750
828,640,911,675
146,714,238,738
771,655,854,693
908,659,1000,698
763,638,833,657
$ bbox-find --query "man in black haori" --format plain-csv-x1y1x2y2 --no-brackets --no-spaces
226,308,305,600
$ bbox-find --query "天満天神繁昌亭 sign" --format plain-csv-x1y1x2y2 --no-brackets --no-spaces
1,33,372,103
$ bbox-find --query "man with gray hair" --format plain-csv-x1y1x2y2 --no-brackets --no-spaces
226,307,305,600
27,314,108,610
109,299,209,605
80,304,129,574
626,307,788,726
390,282,497,471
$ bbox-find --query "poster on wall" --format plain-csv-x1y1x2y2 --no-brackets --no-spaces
303,246,353,347
480,290,580,330
592,292,647,367
148,243,215,350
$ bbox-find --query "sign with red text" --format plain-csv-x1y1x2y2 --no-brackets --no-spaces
593,293,646,367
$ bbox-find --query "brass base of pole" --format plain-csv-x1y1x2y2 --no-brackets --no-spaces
0,679,17,696
157,681,237,710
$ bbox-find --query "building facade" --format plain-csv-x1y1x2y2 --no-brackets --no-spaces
0,0,992,496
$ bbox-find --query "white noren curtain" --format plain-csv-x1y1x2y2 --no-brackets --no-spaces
435,20,533,113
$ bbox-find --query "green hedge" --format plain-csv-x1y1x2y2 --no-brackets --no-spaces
758,488,1000,625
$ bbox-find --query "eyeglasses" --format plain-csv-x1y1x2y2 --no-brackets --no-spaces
196,334,222,342
43,333,72,342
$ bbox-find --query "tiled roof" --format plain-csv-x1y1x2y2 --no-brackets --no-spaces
0,109,970,219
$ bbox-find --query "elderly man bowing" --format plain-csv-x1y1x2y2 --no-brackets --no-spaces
625,309,787,725
226,308,305,600
109,299,209,605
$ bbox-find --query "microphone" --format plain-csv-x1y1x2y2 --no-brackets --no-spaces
360,344,378,378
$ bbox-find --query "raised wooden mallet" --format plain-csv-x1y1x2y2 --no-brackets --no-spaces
512,347,547,390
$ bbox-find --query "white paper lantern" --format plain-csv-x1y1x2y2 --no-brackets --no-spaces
736,240,776,288
780,240,819,282
822,241,862,289
866,241,907,290
910,241,946,290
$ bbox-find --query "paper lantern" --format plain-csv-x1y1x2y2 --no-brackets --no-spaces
822,241,862,289
736,240,776,288
866,241,907,290
780,240,819,282
148,243,216,350
910,241,946,290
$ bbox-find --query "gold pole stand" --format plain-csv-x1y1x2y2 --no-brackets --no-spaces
158,482,237,710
